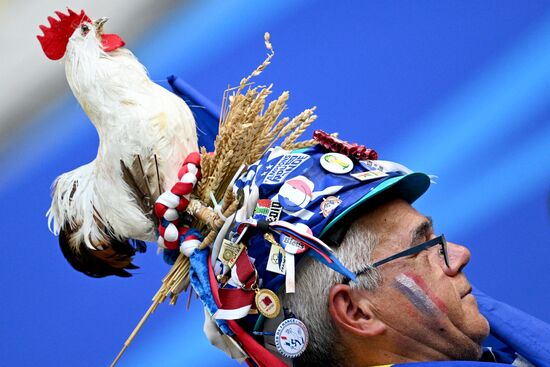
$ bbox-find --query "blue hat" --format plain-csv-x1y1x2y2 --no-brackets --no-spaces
232,144,430,285
237,144,430,236
189,136,431,366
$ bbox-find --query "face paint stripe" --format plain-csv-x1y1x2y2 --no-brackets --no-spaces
404,271,448,313
395,273,438,316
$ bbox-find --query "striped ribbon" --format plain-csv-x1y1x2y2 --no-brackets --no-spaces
214,249,258,320
154,152,202,255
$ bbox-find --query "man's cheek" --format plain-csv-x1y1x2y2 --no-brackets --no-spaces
394,272,448,316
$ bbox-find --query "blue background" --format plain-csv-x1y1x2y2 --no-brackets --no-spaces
1,1,549,366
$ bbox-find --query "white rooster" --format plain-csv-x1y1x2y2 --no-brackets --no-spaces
38,9,198,277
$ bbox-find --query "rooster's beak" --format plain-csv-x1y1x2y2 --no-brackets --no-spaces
94,17,109,33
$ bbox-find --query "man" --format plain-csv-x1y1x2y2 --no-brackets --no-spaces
189,132,550,367
282,199,490,366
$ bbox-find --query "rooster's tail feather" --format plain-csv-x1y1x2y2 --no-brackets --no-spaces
59,227,145,278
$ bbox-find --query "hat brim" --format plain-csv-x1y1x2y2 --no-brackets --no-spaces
319,172,431,238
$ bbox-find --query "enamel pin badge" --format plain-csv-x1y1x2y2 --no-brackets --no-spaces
274,318,309,358
320,196,342,217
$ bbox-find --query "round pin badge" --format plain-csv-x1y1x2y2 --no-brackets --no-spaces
279,222,312,255
320,195,342,217
279,234,307,254
274,318,309,359
255,288,281,318
320,152,354,174
278,176,314,212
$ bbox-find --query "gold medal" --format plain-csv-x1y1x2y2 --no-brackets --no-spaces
255,288,281,318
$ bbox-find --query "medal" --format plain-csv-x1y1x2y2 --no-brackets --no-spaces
274,318,309,358
218,239,244,268
255,288,281,318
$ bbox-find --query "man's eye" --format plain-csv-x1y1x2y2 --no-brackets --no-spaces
439,247,445,256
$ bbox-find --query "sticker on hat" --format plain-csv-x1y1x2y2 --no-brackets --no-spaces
254,199,283,222
278,176,314,212
262,153,312,185
350,170,388,182
359,159,414,175
280,234,307,255
320,152,353,174
267,201,282,221
275,318,309,358
320,196,342,217
279,223,312,255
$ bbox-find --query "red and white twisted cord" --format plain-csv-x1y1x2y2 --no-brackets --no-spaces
154,152,202,256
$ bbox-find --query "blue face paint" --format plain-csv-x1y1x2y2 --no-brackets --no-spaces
394,273,439,317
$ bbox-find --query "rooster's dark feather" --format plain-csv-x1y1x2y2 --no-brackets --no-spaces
59,227,144,278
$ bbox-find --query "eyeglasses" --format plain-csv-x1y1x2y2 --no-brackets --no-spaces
342,234,449,284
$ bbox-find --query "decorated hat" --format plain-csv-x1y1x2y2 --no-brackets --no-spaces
183,131,431,366
112,34,431,367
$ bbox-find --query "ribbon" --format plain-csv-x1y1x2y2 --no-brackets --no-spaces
214,249,258,320
241,219,356,283
154,152,201,252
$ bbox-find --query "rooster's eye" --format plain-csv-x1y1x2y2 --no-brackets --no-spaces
80,24,90,35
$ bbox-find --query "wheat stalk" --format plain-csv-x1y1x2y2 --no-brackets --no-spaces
281,107,317,149
283,138,317,151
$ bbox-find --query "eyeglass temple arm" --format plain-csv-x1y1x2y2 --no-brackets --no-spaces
343,235,447,284
372,236,445,267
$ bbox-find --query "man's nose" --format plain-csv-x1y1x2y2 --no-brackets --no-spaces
443,242,471,276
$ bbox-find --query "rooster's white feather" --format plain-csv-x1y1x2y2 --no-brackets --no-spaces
44,15,198,277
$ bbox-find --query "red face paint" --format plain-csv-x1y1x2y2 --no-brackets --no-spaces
403,271,448,313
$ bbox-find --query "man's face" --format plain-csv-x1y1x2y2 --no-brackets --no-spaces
355,199,489,360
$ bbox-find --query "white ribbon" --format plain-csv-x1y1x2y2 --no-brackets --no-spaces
214,305,252,320
203,308,248,362
285,252,295,293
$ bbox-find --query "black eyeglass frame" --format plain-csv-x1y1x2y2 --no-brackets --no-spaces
342,234,449,284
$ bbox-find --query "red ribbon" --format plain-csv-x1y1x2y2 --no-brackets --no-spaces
207,252,287,367
217,249,257,314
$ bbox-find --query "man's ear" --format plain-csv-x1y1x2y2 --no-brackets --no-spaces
328,284,386,337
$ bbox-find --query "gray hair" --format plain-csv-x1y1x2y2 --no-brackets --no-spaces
280,218,381,366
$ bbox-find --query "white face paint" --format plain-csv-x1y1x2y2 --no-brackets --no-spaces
394,273,440,317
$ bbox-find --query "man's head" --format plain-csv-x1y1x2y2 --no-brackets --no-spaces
284,198,489,366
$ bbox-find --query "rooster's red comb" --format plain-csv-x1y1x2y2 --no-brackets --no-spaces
37,9,91,60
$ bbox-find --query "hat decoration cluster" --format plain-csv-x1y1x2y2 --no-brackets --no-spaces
37,8,125,60
109,33,399,366
141,33,322,308
110,34,326,364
